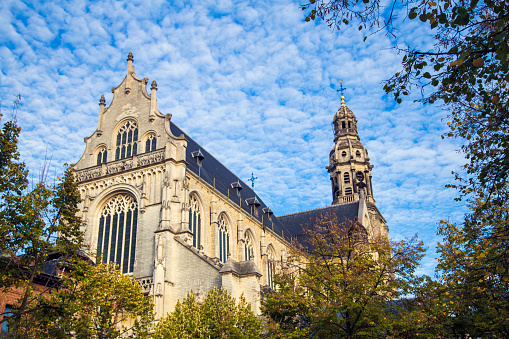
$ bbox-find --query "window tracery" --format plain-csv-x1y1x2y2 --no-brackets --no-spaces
218,214,230,263
115,121,138,160
97,194,138,273
244,231,254,261
97,146,107,165
145,134,157,153
267,247,276,289
188,195,201,249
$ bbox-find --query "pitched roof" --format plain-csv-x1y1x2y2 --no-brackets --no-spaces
169,122,362,245
278,202,360,243
170,122,294,240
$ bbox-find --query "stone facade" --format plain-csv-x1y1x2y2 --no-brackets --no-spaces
72,54,388,320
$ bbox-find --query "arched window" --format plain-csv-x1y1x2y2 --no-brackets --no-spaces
342,121,346,129
267,247,276,289
97,195,138,274
244,231,254,261
115,121,138,160
344,172,350,183
97,147,107,165
188,195,201,249
145,134,157,153
218,214,230,263
356,150,361,157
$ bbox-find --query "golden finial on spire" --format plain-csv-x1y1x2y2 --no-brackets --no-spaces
337,79,347,103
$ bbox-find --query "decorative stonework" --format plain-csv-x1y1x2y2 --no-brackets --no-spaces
117,103,140,121
137,277,154,295
75,166,102,183
106,159,134,174
77,165,165,196
137,149,165,167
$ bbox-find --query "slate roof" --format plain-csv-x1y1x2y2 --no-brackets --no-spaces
278,202,360,244
170,122,295,240
169,122,362,246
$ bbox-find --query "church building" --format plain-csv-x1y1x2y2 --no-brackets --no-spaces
71,53,388,319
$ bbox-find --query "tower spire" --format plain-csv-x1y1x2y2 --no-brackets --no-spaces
327,98,375,205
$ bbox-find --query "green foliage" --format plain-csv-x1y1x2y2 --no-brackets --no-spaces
435,212,509,337
154,287,262,339
28,261,154,339
0,98,85,338
303,1,509,336
262,214,426,338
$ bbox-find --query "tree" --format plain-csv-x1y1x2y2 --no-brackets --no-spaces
154,287,262,339
302,1,509,335
0,97,85,339
434,212,509,337
261,214,426,339
27,261,154,339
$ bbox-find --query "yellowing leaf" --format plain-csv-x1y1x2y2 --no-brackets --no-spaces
472,57,484,67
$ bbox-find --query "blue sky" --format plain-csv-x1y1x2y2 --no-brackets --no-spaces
0,0,468,275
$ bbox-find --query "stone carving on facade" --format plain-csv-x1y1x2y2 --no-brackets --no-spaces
116,103,140,122
137,149,164,167
75,166,102,183
137,277,154,295
106,159,133,174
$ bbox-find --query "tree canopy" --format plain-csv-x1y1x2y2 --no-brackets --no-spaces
27,261,154,339
154,287,262,339
0,99,85,339
262,214,426,338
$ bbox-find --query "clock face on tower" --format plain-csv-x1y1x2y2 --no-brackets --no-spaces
356,171,365,182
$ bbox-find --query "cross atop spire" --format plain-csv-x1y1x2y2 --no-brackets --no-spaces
248,172,258,188
337,79,347,103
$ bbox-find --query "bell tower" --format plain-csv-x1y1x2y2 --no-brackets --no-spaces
327,96,375,205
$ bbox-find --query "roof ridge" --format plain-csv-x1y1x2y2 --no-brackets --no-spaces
171,122,255,195
277,202,358,218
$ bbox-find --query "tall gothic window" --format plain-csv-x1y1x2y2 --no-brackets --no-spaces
115,121,138,160
97,195,138,274
188,195,201,249
244,231,254,261
267,247,276,289
218,214,230,263
145,134,157,153
97,147,107,165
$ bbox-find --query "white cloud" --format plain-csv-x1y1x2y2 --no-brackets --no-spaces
0,0,470,276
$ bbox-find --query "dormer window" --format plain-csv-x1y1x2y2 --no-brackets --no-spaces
246,197,261,217
145,134,157,152
191,150,205,166
342,151,347,157
356,150,361,157
115,120,138,160
97,146,107,165
262,207,273,220
231,181,243,196
342,121,346,129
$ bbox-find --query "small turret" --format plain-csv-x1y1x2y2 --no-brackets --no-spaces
150,80,157,121
126,52,134,94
